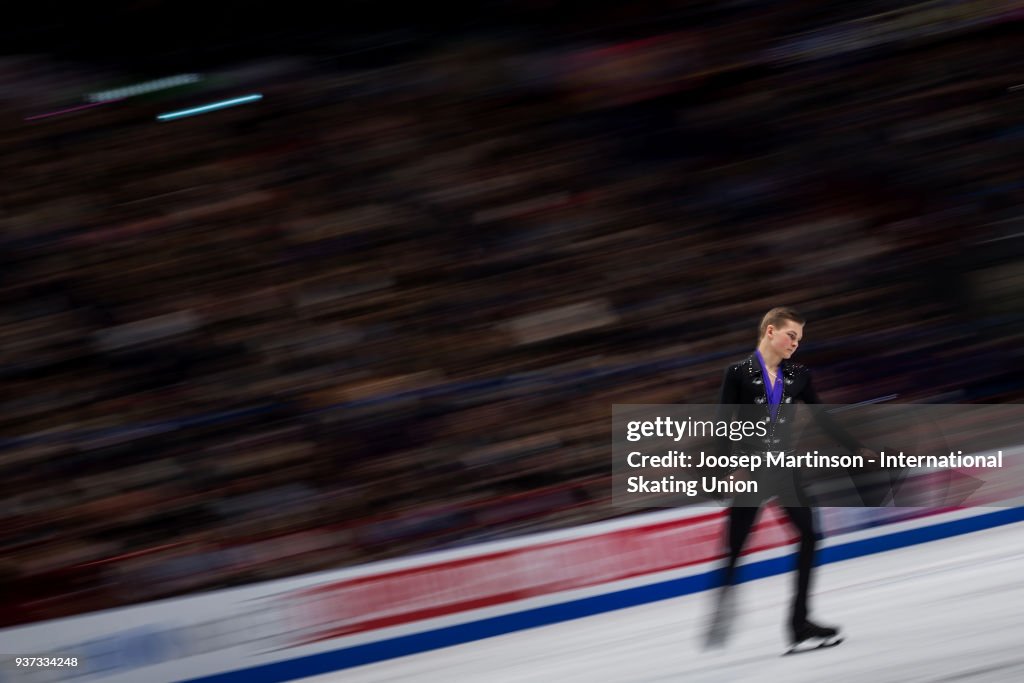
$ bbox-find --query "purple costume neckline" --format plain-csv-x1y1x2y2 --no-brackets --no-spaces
755,350,783,421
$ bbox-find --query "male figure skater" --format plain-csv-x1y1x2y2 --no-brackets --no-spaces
706,307,871,652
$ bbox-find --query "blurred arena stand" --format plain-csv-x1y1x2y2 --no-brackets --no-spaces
1,0,1022,625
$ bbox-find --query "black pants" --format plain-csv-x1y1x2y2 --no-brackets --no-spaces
722,505,818,629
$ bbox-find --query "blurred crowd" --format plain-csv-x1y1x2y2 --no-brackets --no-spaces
1,0,1022,625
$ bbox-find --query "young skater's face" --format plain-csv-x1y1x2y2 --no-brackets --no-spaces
768,321,803,359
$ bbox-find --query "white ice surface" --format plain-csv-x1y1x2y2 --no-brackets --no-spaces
297,522,1024,683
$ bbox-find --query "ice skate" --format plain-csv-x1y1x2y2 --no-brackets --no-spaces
785,619,843,655
703,586,737,649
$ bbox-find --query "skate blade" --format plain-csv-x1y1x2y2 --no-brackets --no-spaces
702,618,732,650
783,636,844,656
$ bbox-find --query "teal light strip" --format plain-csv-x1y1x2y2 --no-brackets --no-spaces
157,94,263,121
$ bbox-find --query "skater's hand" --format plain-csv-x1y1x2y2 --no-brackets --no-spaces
856,448,880,469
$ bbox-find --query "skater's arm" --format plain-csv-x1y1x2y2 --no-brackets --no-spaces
716,365,740,459
800,374,863,453
717,364,741,406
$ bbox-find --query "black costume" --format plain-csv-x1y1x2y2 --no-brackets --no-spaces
716,353,861,641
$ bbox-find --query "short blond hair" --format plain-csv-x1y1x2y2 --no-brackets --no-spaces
758,307,805,341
